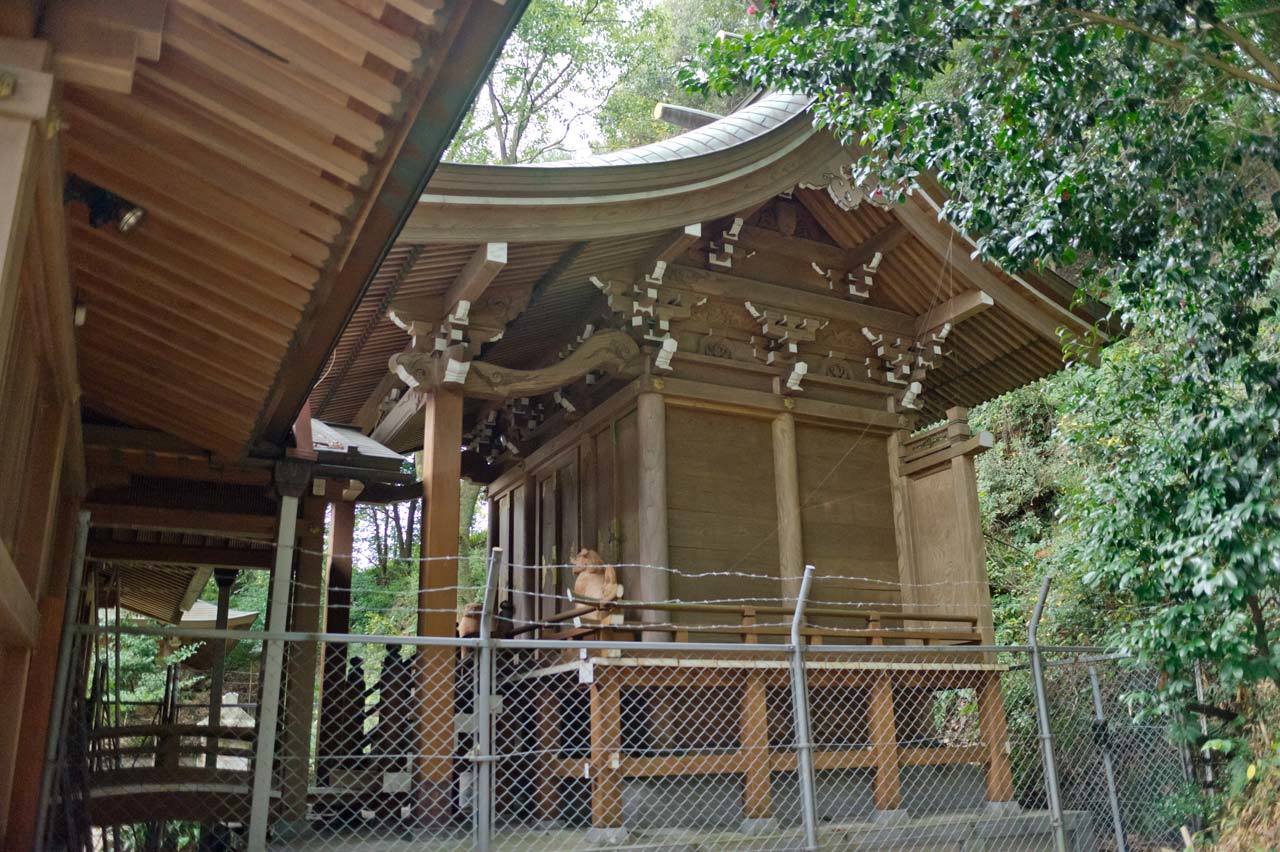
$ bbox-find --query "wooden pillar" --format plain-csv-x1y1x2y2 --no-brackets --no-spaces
952,450,995,645
867,673,903,812
886,430,919,613
419,388,463,635
317,498,355,778
205,568,236,769
416,388,463,816
739,674,774,820
771,413,804,602
636,391,668,640
280,495,326,821
589,678,623,830
978,672,1015,802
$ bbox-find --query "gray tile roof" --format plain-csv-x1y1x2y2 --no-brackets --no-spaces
541,92,812,168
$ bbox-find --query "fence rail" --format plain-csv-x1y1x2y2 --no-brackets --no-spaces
40,555,1196,852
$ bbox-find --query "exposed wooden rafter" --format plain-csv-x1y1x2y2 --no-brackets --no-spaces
86,540,273,569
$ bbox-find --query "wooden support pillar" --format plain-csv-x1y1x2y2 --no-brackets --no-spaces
771,412,804,602
416,388,462,818
317,498,355,780
978,672,1015,802
205,568,236,769
419,389,463,635
589,678,623,830
867,673,903,812
636,391,668,640
952,449,995,645
280,495,326,821
887,430,919,614
739,674,774,820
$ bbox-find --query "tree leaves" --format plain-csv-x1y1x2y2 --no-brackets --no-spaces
689,0,1280,713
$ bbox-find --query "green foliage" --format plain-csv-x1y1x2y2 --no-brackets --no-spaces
686,0,1280,719
595,0,754,150
448,0,659,163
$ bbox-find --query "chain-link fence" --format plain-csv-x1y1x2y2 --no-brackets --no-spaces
41,566,1198,851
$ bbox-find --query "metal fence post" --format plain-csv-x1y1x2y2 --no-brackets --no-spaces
1028,576,1067,852
475,547,503,852
34,510,90,850
789,564,819,851
1088,664,1128,852
248,492,301,852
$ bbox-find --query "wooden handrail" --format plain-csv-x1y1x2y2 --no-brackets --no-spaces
611,599,978,626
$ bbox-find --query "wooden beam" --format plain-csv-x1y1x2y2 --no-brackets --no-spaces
0,1,44,38
0,539,37,646
370,387,423,448
893,194,1089,342
397,330,641,401
664,265,917,336
85,504,278,538
915,289,994,335
44,13,138,93
638,223,701,276
354,369,404,435
0,58,54,121
444,241,507,313
86,541,274,569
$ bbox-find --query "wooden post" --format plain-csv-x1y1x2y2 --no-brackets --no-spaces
952,451,995,645
589,678,623,831
978,671,1016,803
205,568,236,768
886,429,919,615
739,674,774,820
280,495,326,821
416,388,463,817
771,413,804,602
636,391,668,641
317,497,355,780
867,673,903,812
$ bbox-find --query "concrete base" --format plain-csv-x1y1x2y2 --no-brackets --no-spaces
871,808,910,825
985,799,1024,816
739,817,778,835
284,807,1094,851
583,826,630,845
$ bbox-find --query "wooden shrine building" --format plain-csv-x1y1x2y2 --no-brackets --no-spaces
299,93,1110,837
0,3,1111,844
318,92,1105,643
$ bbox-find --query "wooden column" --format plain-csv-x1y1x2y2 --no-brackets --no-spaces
887,429,919,613
419,388,463,636
280,495,326,821
636,391,668,640
867,673,904,812
205,568,236,769
978,671,1016,803
317,497,355,779
417,388,463,817
739,675,774,820
589,678,623,830
771,412,804,602
948,408,995,645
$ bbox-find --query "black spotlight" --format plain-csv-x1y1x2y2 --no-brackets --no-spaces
64,174,146,233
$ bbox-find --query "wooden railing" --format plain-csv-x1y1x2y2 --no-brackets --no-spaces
532,599,982,646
